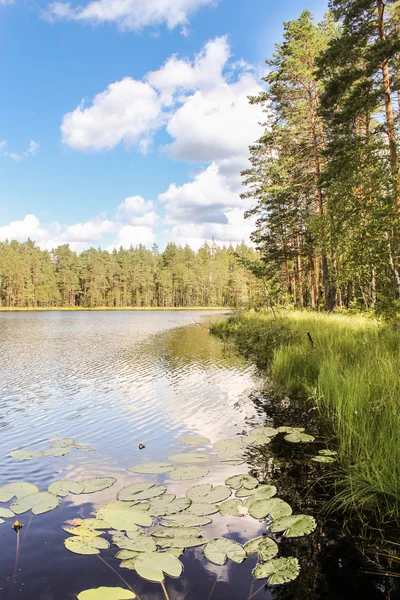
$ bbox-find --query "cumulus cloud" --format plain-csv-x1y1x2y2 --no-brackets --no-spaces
45,0,215,32
0,139,40,161
61,78,162,152
107,225,156,250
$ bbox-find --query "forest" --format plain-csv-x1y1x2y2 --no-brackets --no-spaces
243,1,400,316
0,240,263,308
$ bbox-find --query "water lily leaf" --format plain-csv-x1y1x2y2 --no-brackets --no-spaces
42,446,71,457
118,483,166,502
0,507,14,518
160,513,212,527
11,492,60,515
152,527,203,539
249,498,292,520
127,462,174,475
80,477,117,494
188,502,219,516
203,538,246,566
244,536,266,555
258,538,279,561
253,557,300,584
0,482,39,502
63,525,104,537
77,587,135,599
0,519,4,524
277,426,304,434
224,459,246,466
269,514,317,537
67,518,110,529
168,453,209,464
10,449,43,460
124,551,183,583
187,484,231,504
319,449,337,456
64,535,110,555
225,474,258,490
284,432,315,444
219,499,243,516
311,455,336,463
112,532,157,553
237,484,277,500
213,440,243,452
48,480,84,497
51,438,75,448
97,503,152,530
248,426,279,439
157,536,206,549
218,451,245,465
116,550,141,561
149,496,190,517
177,434,210,446
169,466,209,481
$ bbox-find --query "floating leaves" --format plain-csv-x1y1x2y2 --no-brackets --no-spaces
148,495,191,517
203,538,246,566
48,480,84,497
276,426,304,434
248,498,292,520
10,449,43,460
65,535,110,555
153,527,206,549
0,482,39,502
51,438,75,447
77,587,136,600
177,434,210,446
187,502,219,516
219,499,243,516
122,551,183,583
117,483,166,502
225,474,258,491
213,440,243,452
270,514,317,538
169,466,209,481
284,432,315,444
312,449,337,463
112,532,157,553
42,446,71,457
168,453,209,464
217,451,245,466
11,492,60,515
128,462,174,474
81,477,117,494
244,536,278,561
160,513,212,527
236,483,277,500
253,557,300,585
97,502,152,530
187,484,230,504
0,507,15,518
244,426,279,446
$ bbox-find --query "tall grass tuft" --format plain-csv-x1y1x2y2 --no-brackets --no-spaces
211,310,400,522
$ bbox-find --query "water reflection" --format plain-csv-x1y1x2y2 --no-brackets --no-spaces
0,311,398,600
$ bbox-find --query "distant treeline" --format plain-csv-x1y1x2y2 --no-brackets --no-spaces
0,240,264,308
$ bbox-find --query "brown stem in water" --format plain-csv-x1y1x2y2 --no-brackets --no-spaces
97,555,142,600
246,582,266,600
9,530,20,600
161,581,171,600
207,576,219,600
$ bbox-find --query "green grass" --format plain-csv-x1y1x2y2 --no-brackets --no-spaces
211,309,400,523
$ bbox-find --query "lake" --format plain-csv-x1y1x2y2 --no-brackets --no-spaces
0,311,398,600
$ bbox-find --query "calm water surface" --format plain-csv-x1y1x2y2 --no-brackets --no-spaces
0,311,398,600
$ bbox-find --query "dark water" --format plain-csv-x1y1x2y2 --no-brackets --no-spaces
0,311,398,600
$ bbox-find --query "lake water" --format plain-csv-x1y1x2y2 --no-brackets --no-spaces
0,311,398,600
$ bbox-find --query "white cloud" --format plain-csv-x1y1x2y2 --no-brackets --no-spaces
0,139,40,161
45,0,216,32
61,219,114,242
107,225,156,250
61,78,162,152
0,215,52,244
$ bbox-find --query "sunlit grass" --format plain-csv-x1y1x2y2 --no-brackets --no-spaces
211,309,400,522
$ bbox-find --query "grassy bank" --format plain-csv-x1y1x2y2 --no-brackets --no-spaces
0,306,230,312
212,310,400,523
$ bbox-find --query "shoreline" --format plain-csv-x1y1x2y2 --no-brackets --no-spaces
0,306,233,312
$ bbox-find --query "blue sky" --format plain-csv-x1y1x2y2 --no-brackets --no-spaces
0,0,328,251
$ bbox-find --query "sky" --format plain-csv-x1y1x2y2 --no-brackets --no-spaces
0,0,328,252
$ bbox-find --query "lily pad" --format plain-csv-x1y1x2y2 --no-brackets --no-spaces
284,432,315,444
64,535,110,555
219,499,243,516
217,451,245,466
156,535,206,549
97,502,152,530
319,449,337,456
112,532,157,553
80,477,117,494
248,426,278,439
78,587,136,600
116,550,141,561
225,474,258,490
177,434,210,446
248,498,292,520
203,538,246,566
236,484,277,499
63,525,104,537
169,466,209,481
0,507,14,518
67,518,110,529
311,455,336,463
253,557,300,584
48,480,84,497
11,492,60,515
118,483,166,502
51,438,75,447
152,527,203,539
42,446,71,457
168,453,209,464
127,462,174,474
187,484,231,504
148,496,191,517
269,514,317,537
160,513,212,527
276,426,304,434
124,551,183,583
244,536,278,560
10,449,43,460
187,502,219,516
213,440,243,452
0,482,39,502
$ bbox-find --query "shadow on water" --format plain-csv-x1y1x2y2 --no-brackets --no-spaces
0,311,398,599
